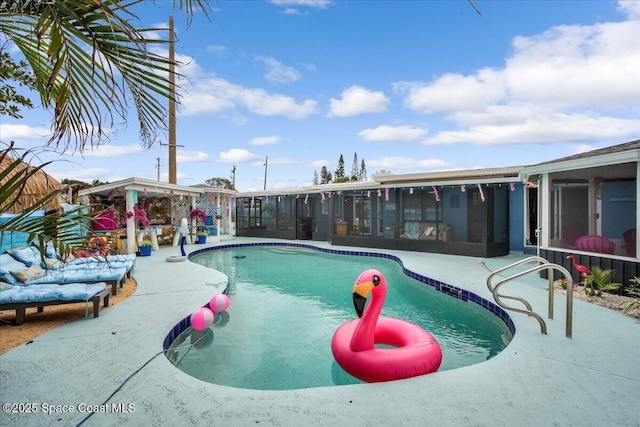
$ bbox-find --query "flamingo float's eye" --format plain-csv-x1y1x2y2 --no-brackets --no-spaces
373,275,380,286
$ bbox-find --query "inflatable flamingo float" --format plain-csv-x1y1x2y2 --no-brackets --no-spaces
331,269,442,383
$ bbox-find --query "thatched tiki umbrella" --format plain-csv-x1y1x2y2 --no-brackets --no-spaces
0,155,62,214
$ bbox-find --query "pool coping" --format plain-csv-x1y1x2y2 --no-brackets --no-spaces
1,237,639,426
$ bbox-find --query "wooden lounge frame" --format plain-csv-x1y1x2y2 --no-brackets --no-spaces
0,288,111,326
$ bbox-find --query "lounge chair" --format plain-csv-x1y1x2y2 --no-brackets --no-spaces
621,228,636,258
561,227,582,249
0,282,110,325
574,235,616,255
0,247,132,296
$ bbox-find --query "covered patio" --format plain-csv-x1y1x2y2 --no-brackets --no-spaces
78,177,236,255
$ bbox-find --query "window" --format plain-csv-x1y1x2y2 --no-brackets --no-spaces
277,196,294,231
547,163,637,256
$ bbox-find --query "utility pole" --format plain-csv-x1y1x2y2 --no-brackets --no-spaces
231,165,236,189
263,156,268,190
168,15,177,184
156,157,165,181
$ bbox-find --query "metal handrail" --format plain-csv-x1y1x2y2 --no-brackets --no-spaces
487,256,574,337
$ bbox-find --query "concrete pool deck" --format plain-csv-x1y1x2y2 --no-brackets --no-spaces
1,238,639,426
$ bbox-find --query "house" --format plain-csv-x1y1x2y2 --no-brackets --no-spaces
236,166,525,258
519,139,639,287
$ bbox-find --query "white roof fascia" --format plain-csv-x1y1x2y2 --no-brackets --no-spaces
520,150,640,180
78,177,206,197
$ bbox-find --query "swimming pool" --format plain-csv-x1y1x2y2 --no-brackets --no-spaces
164,243,514,390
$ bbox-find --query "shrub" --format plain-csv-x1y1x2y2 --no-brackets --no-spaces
624,277,640,314
584,267,621,297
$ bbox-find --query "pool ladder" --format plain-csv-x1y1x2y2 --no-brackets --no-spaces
487,256,574,338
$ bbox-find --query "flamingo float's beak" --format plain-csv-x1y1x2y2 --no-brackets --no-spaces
352,274,380,318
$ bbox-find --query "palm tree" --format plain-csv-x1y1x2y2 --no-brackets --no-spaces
0,143,93,257
0,1,216,254
0,0,215,153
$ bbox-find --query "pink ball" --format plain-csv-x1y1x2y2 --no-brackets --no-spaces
190,307,215,331
209,293,230,313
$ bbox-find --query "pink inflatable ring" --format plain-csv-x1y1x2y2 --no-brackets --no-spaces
331,269,443,383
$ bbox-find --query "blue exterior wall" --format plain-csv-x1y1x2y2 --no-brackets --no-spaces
509,185,526,253
602,180,636,239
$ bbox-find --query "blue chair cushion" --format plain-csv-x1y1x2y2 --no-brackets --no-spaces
0,253,28,285
7,246,41,267
0,282,107,304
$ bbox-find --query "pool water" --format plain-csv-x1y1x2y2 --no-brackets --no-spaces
166,246,512,390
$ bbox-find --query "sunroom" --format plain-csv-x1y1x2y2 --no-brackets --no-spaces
520,139,640,289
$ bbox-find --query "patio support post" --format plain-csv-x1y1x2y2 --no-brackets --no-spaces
540,174,550,249
216,194,221,241
125,190,136,255
227,196,232,236
190,194,198,243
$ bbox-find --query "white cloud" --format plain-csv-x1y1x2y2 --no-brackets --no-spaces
394,17,640,145
48,167,111,183
367,156,455,170
255,56,301,84
79,144,143,157
177,150,211,163
359,125,428,142
218,149,260,163
327,86,389,117
422,112,640,146
0,124,50,139
308,160,330,168
267,157,298,165
250,136,281,145
617,0,640,18
393,69,506,114
149,47,202,82
268,0,331,9
181,75,319,119
281,8,308,15
505,21,640,110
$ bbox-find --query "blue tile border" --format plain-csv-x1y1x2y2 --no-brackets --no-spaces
163,242,516,351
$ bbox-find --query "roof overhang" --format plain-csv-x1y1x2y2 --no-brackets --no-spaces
77,177,236,198
237,166,524,198
519,149,640,181
373,166,523,187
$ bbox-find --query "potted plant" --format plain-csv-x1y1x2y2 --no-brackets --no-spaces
197,231,208,244
138,239,153,256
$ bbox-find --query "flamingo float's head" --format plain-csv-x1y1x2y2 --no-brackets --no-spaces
352,269,386,318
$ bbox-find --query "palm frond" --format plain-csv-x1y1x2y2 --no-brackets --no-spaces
0,143,100,255
0,0,215,152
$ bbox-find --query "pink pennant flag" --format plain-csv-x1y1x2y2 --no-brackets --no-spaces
385,188,389,201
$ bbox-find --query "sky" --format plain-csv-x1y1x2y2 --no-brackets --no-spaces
1,0,639,192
